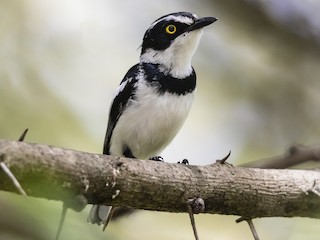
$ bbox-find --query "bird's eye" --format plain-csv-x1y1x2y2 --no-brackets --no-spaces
165,24,176,34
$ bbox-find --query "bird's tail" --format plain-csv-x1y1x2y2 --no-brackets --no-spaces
88,205,136,230
87,205,112,225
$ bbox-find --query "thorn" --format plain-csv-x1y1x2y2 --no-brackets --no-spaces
0,154,27,196
216,150,231,164
55,203,68,240
187,202,200,240
18,128,29,142
102,206,116,231
236,217,260,240
55,195,88,240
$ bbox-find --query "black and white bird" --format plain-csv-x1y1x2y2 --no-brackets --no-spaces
88,11,216,228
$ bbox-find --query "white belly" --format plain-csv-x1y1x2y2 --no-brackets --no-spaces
110,84,194,159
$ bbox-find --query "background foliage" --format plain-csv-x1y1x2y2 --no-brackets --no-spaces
1,0,320,239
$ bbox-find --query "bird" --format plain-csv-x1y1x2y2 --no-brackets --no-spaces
87,11,217,229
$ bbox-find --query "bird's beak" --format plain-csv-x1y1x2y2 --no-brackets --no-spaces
187,17,217,32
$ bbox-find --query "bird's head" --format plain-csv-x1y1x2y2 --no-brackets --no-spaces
140,12,217,78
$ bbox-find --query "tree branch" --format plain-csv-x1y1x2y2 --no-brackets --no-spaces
1,140,320,219
242,144,320,169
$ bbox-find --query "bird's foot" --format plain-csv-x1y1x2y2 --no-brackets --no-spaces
178,159,189,164
149,156,164,162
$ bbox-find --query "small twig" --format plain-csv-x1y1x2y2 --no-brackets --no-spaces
236,217,260,240
18,128,29,142
242,144,320,169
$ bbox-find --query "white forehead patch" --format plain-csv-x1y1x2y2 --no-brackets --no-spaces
150,14,198,29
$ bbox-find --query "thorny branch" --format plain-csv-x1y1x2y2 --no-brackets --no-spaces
1,140,320,218
1,139,320,240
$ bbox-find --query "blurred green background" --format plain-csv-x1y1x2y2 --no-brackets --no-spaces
1,0,320,239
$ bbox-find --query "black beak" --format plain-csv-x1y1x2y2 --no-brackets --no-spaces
188,17,217,32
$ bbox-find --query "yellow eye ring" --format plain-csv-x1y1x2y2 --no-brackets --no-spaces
165,24,176,34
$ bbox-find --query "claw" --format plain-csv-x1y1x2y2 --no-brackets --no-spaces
178,159,189,164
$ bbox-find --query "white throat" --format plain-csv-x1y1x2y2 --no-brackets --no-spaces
140,30,203,78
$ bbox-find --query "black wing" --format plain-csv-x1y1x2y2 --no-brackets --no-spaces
103,64,140,154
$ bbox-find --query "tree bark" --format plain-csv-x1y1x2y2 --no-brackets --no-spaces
1,139,320,219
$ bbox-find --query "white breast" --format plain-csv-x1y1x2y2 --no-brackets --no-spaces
109,82,194,159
